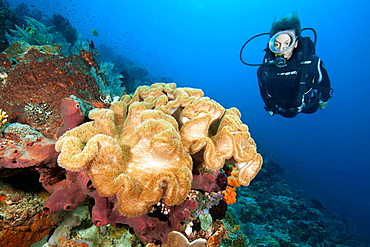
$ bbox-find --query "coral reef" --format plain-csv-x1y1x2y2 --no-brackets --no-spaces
0,180,58,247
0,0,18,52
56,95,94,137
27,82,262,244
219,159,370,246
1,3,366,247
47,205,91,246
45,204,145,247
90,61,125,97
0,123,58,170
0,42,101,138
55,83,262,218
0,4,264,246
97,43,153,94
42,170,90,214
50,13,78,45
222,165,242,204
7,17,53,46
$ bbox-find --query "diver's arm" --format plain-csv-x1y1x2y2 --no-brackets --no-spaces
318,59,331,102
310,56,332,102
257,67,276,111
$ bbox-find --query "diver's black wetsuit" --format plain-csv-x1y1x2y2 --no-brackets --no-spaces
257,47,331,118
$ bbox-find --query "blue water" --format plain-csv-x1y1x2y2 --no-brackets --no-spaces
9,0,370,236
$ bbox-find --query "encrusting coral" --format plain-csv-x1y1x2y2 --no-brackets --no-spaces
55,83,262,217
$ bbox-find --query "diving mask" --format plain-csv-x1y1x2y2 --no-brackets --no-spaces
269,30,297,54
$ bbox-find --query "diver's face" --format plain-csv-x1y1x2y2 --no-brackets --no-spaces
273,30,297,59
274,33,292,52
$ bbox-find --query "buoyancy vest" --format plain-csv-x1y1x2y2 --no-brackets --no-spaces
259,37,320,112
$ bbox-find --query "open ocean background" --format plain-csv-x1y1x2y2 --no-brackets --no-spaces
9,0,370,237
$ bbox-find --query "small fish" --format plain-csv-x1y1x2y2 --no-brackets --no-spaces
26,27,35,35
88,40,95,49
91,29,99,37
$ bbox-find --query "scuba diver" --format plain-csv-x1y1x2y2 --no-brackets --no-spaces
240,13,333,118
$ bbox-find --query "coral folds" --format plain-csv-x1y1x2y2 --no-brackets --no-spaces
55,83,263,218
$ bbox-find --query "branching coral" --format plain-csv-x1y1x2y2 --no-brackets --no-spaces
7,17,53,45
0,0,17,52
55,83,262,217
50,13,78,45
90,61,125,97
0,108,8,127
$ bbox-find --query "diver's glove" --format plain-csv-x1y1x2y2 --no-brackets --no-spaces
264,106,276,116
319,100,329,109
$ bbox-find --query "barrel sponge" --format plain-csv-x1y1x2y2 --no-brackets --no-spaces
55,83,262,217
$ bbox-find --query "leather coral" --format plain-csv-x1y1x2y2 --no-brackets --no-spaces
55,83,262,217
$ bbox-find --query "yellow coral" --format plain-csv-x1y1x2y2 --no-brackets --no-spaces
55,83,262,217
0,109,8,127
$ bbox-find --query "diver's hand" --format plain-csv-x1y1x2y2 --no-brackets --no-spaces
264,106,275,116
319,100,329,109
